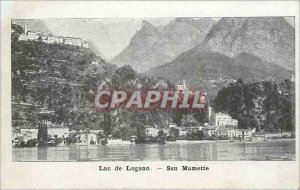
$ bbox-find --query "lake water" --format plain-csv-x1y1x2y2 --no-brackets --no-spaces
12,139,295,161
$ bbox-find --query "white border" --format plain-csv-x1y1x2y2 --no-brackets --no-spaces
1,1,299,189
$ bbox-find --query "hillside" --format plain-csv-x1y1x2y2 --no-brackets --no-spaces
111,18,216,72
213,80,295,132
146,51,293,97
11,24,183,138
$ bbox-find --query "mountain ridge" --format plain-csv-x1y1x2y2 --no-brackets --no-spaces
145,51,293,97
145,17,295,97
111,18,216,72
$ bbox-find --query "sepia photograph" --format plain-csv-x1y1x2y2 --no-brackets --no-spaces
1,1,299,189
11,17,295,162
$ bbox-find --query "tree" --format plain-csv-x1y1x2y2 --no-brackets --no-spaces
213,80,295,132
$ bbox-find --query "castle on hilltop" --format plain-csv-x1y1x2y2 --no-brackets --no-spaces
18,25,89,48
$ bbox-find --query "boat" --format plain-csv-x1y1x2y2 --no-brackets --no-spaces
230,139,235,142
47,139,57,147
38,139,57,147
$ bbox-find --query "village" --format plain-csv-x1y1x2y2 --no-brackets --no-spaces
15,24,89,48
11,24,294,148
12,107,293,148
12,78,293,147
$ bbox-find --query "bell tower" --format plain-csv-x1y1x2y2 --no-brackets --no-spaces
24,25,28,34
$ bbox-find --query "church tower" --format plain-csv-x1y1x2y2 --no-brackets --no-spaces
24,25,28,34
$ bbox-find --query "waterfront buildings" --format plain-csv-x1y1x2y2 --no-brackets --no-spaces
202,126,253,140
210,112,238,127
214,127,228,138
38,120,69,139
20,128,38,139
202,126,217,138
227,128,253,139
145,126,159,137
77,133,98,145
48,126,69,139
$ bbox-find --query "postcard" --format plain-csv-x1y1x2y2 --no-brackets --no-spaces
1,1,299,189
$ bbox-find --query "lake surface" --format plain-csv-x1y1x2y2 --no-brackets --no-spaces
12,139,295,161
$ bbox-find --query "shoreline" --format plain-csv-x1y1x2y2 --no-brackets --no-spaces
166,138,295,145
12,138,295,148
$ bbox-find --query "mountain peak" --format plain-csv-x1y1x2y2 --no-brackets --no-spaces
141,20,156,29
200,17,295,70
111,18,216,72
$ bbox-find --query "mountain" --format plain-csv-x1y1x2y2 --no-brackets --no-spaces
145,17,295,97
111,18,216,72
12,19,52,34
146,51,293,97
199,17,295,70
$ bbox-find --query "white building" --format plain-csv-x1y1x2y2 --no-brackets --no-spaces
20,128,38,139
169,123,177,128
242,130,253,140
162,129,170,136
202,126,217,138
290,75,295,82
210,112,238,127
179,128,188,137
43,35,64,44
227,128,236,138
145,126,159,137
19,32,40,41
176,80,188,91
228,128,253,140
43,121,69,139
77,133,97,145
48,127,69,139
18,25,89,48
208,106,213,123
64,37,88,47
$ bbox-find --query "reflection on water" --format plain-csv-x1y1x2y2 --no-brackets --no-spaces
13,139,295,161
